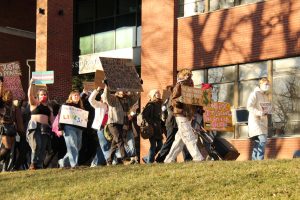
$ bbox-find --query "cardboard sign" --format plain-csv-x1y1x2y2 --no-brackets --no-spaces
32,71,54,84
179,85,212,106
83,81,95,91
0,61,22,76
94,70,105,89
204,102,233,132
59,105,89,128
100,57,143,92
260,102,272,114
162,89,172,102
3,76,25,100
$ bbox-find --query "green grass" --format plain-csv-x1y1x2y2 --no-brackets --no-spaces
1,159,300,200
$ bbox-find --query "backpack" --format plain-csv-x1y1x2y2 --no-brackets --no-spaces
137,103,154,139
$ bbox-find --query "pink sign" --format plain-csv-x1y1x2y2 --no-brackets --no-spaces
3,76,25,100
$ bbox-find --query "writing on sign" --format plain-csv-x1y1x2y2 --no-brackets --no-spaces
204,102,233,132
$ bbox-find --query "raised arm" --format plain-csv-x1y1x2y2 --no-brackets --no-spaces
102,85,117,107
88,87,107,109
28,78,38,106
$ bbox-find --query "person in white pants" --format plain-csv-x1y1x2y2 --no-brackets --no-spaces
164,69,204,163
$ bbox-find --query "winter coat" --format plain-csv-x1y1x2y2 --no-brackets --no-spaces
143,100,163,140
247,86,270,138
171,79,196,120
88,90,108,130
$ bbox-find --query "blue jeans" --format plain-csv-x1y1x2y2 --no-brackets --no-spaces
91,129,108,166
59,125,82,168
252,134,267,160
144,137,163,163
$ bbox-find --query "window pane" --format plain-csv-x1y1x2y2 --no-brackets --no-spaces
137,12,141,47
192,70,205,88
78,23,94,55
210,0,234,11
208,65,235,83
184,0,205,17
77,0,95,23
239,61,268,80
95,18,115,52
117,0,137,15
272,57,300,136
240,0,264,5
239,80,258,107
97,0,114,18
211,83,234,105
116,14,136,49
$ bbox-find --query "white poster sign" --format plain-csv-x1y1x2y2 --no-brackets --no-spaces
59,105,89,128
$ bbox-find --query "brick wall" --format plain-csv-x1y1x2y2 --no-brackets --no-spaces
141,0,300,162
140,0,177,161
0,0,36,94
36,0,73,103
177,0,300,69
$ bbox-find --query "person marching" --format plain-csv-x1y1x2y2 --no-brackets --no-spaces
27,78,53,170
247,78,271,160
164,69,205,163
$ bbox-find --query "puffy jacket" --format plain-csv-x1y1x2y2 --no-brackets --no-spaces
247,86,270,138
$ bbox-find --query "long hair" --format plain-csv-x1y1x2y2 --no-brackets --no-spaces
177,69,192,81
66,90,84,109
2,90,13,103
36,89,49,103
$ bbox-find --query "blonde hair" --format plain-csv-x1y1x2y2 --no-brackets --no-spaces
148,89,160,100
259,77,269,85
2,90,13,103
66,90,83,109
177,69,192,81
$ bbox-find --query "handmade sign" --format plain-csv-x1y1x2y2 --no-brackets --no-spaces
100,57,143,92
59,105,89,128
203,102,233,132
94,70,105,89
3,76,25,100
0,61,22,76
32,71,54,84
83,81,95,91
79,54,102,74
260,102,272,114
179,85,212,106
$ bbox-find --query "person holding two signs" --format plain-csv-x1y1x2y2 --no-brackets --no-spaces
247,78,271,160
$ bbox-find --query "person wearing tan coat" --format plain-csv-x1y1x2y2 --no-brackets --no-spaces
247,78,271,160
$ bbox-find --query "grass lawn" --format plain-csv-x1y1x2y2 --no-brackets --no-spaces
0,159,299,200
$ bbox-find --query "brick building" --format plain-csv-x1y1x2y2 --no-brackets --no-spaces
0,0,299,161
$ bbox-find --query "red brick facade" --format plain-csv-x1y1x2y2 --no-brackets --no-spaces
141,0,300,161
36,0,73,102
0,0,36,94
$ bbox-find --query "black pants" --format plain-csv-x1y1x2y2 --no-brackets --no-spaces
107,124,125,164
155,127,192,163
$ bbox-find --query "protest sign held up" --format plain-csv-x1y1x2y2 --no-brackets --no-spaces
203,102,234,132
32,71,54,84
94,70,105,88
0,61,22,76
179,85,212,106
100,57,143,92
59,105,89,128
3,76,25,100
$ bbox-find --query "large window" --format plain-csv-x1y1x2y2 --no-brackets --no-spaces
178,0,265,17
272,57,300,136
75,0,141,56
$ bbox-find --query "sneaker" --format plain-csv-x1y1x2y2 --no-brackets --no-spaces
29,164,36,170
